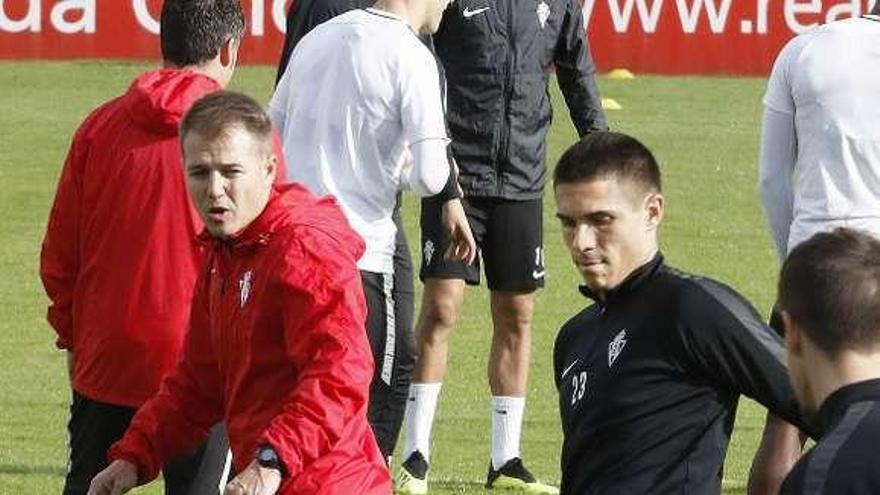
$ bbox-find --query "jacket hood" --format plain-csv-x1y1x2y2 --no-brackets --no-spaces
124,68,221,136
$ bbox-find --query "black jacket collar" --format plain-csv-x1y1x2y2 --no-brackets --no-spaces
816,378,880,434
578,252,664,307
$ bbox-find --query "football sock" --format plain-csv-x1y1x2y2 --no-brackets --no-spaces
491,395,525,470
404,382,442,462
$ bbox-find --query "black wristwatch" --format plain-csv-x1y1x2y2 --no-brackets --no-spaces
256,444,285,475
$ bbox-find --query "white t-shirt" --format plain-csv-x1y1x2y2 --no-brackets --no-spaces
760,16,880,257
270,8,449,274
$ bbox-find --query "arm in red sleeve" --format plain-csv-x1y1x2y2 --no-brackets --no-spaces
259,229,373,477
40,133,86,350
108,273,225,483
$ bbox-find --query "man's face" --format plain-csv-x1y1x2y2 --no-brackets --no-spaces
554,177,662,294
183,125,276,238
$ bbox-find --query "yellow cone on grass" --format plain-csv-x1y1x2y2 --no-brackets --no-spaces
601,98,622,110
607,68,635,80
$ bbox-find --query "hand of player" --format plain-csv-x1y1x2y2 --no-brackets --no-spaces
223,460,281,495
86,459,137,495
441,198,476,264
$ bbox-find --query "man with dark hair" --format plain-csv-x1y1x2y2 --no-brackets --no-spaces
161,0,245,67
751,6,880,493
551,131,814,494
40,1,247,493
87,91,391,495
774,228,880,494
399,0,607,488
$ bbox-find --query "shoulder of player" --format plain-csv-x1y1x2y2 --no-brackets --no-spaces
776,19,850,68
354,11,433,56
259,228,360,303
71,93,129,145
556,303,600,346
655,265,760,326
270,208,361,282
778,451,810,495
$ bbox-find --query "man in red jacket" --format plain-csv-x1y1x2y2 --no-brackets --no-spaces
40,1,247,493
87,91,392,495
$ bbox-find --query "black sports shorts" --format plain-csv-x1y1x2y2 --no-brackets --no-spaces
419,196,545,292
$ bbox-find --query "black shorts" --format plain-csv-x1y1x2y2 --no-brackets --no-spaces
419,196,545,292
63,390,230,495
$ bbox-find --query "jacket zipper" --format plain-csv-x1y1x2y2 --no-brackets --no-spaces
497,0,516,196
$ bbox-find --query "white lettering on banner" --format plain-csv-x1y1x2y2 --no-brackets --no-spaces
676,0,732,33
608,0,663,33
784,0,821,33
50,0,95,34
583,0,873,37
133,0,159,35
581,0,595,26
252,0,264,35
249,1,289,36
0,0,40,33
827,0,861,21
273,0,287,33
756,0,769,33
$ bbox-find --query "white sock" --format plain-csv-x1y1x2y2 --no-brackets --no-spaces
491,395,525,470
404,382,442,462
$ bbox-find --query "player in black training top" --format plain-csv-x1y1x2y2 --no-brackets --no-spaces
775,228,880,494
550,131,817,494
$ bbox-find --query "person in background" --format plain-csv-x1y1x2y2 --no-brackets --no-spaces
86,91,391,495
398,0,607,491
752,5,880,493
270,0,474,465
40,1,248,493
552,131,814,494
776,228,880,494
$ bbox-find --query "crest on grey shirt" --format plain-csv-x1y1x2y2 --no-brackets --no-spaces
424,239,435,267
239,270,253,308
537,1,550,28
608,329,627,367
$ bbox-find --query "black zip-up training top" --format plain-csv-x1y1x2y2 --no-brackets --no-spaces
781,379,880,495
433,0,608,200
554,253,815,494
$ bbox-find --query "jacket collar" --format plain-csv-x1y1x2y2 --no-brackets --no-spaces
815,378,880,434
198,188,289,252
578,252,664,307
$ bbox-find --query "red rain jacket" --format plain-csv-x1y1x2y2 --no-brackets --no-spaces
109,184,391,495
40,69,286,407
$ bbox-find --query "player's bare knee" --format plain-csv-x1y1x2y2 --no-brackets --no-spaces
491,303,533,337
421,296,461,331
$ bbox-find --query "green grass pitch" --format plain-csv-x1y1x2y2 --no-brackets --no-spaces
0,61,776,494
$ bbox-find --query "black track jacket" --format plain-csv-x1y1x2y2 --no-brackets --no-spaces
781,379,880,495
434,0,608,200
554,254,815,494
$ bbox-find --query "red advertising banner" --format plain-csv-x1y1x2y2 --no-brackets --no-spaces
0,0,292,66
0,0,876,75
585,0,878,74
